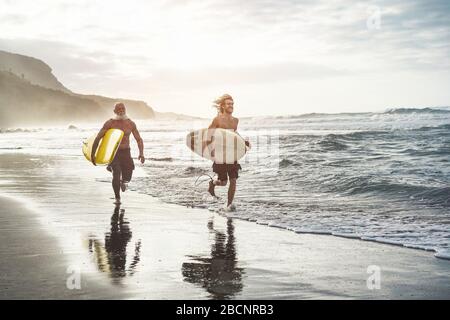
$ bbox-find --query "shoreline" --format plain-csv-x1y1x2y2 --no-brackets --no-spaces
225,213,450,261
0,153,449,299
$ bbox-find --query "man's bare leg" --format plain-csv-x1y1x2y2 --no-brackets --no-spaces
228,178,237,207
208,179,227,197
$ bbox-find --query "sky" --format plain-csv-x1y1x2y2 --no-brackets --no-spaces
1,0,449,117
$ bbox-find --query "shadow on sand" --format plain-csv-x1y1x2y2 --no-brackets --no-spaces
182,217,244,299
88,205,141,284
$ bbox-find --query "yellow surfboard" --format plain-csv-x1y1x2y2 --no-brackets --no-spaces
82,129,124,165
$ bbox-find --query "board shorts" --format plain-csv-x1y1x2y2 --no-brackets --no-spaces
213,162,242,181
110,148,135,181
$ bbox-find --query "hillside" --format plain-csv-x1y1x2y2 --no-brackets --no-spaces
0,50,71,93
80,94,154,119
0,71,106,127
0,50,155,127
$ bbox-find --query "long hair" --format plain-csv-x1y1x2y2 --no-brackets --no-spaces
212,94,233,115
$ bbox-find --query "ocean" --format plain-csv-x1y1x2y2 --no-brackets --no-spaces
1,107,449,259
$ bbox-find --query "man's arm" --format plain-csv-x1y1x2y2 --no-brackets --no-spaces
207,116,219,141
91,128,108,166
132,123,145,164
208,117,218,129
202,117,219,156
234,119,250,148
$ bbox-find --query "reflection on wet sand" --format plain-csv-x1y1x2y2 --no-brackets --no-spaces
88,205,141,283
182,217,244,299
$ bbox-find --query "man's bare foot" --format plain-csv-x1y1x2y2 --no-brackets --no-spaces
225,203,236,212
208,180,216,197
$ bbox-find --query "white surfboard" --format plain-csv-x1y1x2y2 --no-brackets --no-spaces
186,128,249,164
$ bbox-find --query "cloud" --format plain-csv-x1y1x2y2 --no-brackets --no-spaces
0,38,114,74
0,37,157,92
2,0,448,72
1,13,27,24
0,0,449,115
150,62,347,90
205,0,450,71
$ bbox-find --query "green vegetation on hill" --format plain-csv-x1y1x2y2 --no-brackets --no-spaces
0,50,70,93
0,71,105,127
0,50,155,127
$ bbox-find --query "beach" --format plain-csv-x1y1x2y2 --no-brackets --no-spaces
0,152,449,299
1,0,450,302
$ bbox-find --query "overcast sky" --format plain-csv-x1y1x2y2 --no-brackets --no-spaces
1,0,449,117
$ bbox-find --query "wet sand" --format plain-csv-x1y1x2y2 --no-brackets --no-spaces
0,194,126,299
0,153,449,299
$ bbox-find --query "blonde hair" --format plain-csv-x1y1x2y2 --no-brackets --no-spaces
212,94,233,114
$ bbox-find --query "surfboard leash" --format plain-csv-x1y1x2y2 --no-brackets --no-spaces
193,173,214,187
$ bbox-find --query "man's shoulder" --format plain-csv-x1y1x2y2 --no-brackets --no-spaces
215,115,239,122
127,119,137,128
102,118,114,128
211,115,221,124
215,114,238,121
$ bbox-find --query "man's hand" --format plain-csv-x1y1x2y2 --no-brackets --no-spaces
245,139,251,149
138,154,145,164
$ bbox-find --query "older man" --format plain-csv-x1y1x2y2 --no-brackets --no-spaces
91,102,145,204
